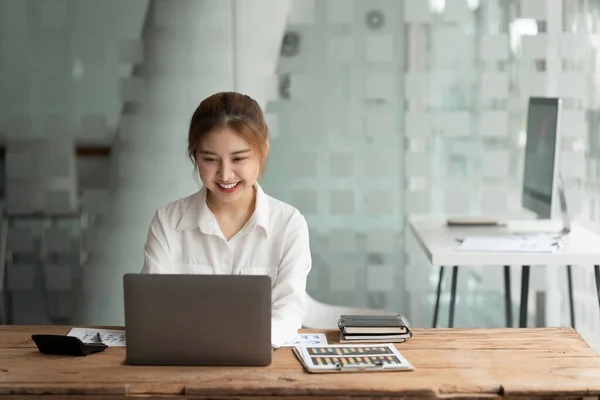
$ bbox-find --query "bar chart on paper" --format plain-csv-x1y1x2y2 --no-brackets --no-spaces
293,344,414,372
307,345,393,356
311,354,402,366
282,333,328,347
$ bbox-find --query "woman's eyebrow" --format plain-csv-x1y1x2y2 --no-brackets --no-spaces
197,149,250,156
231,149,250,155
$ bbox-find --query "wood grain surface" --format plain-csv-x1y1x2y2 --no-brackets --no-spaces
0,326,598,399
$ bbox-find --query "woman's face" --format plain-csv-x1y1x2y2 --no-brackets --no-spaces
196,127,261,205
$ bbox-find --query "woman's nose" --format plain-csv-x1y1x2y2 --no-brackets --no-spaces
219,161,235,181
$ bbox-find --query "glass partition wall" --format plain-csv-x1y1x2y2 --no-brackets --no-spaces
1,0,599,350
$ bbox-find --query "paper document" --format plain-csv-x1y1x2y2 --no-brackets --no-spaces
282,333,328,347
456,234,560,253
67,328,126,347
293,343,414,373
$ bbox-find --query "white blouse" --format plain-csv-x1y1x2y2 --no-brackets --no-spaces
141,183,312,347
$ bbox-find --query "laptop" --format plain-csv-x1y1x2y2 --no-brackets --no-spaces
123,273,272,366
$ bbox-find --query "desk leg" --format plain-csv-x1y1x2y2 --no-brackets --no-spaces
519,265,530,328
432,266,444,328
566,265,575,328
595,265,600,314
504,265,512,327
448,266,459,328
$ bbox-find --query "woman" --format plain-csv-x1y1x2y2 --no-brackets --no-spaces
141,92,312,347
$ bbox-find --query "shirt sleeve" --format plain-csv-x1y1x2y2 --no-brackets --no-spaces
270,210,312,347
141,210,172,274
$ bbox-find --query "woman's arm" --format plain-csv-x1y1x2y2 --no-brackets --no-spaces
141,210,172,273
270,210,312,347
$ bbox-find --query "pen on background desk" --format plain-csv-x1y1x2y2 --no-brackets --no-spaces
96,332,103,344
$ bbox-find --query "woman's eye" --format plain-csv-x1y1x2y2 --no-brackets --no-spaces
233,157,247,162
203,158,217,162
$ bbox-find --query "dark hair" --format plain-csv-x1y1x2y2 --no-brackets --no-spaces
188,92,269,177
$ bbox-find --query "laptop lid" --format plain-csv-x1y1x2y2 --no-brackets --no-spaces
123,273,272,366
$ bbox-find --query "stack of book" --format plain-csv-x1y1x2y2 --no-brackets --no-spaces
338,314,412,343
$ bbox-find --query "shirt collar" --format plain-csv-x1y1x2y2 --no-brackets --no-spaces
250,183,270,237
175,183,270,237
175,186,215,234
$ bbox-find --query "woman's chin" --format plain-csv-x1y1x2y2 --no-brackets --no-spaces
211,183,252,203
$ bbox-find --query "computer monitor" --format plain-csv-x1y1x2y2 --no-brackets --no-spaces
521,97,570,233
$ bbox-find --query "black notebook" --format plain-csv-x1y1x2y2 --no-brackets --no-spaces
338,314,412,335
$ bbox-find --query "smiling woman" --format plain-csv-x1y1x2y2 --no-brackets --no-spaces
140,92,312,347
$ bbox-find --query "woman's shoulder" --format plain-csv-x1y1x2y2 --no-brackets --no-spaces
263,192,305,223
261,194,309,240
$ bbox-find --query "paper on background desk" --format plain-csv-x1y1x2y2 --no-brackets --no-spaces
67,328,126,346
282,333,328,347
456,234,560,253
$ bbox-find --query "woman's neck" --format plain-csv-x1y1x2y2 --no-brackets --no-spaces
205,186,256,220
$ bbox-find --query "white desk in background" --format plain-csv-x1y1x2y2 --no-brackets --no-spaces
409,218,600,328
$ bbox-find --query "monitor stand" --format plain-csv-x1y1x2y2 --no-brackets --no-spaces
556,174,571,236
513,174,571,237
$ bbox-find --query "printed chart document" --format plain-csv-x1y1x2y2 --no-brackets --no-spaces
67,328,126,347
293,343,414,373
456,234,560,253
282,333,328,347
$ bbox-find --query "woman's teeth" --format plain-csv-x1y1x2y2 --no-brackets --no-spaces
219,182,239,189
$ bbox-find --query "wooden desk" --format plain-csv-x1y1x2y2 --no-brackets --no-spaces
0,326,599,399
